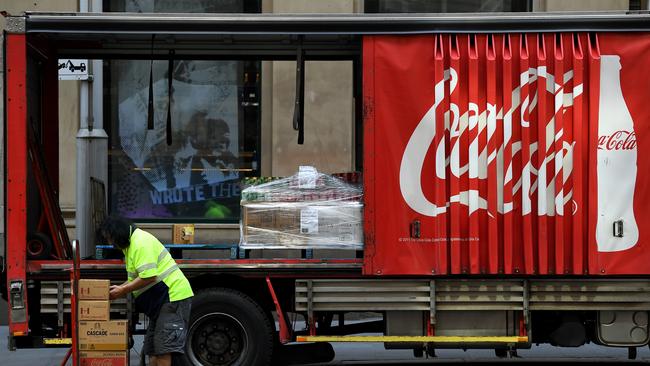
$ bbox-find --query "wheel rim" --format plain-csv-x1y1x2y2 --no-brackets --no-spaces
187,312,248,366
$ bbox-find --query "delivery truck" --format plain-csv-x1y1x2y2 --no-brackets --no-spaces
4,10,650,365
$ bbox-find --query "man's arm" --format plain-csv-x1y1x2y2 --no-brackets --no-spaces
109,276,156,300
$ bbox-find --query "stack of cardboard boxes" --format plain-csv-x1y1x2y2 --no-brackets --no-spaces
240,167,364,249
77,279,128,366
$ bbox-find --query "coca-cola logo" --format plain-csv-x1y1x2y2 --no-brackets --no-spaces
598,130,636,150
400,66,580,217
87,359,115,366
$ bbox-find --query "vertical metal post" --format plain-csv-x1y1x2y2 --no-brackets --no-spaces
76,0,107,258
523,279,530,336
307,280,315,336
429,280,436,336
5,29,29,336
266,277,293,343
57,281,64,329
71,240,80,366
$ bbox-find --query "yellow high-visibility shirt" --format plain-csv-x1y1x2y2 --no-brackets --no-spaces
124,228,193,302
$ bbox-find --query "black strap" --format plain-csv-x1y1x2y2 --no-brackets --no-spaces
147,35,155,130
293,35,305,145
166,54,173,146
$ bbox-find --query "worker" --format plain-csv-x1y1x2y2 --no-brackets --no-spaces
99,215,194,366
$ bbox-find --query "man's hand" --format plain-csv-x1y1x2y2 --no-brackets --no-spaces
110,276,157,300
109,285,126,300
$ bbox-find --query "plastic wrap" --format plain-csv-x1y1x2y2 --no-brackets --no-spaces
240,166,363,249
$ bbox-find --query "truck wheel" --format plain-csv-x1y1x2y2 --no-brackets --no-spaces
180,288,274,366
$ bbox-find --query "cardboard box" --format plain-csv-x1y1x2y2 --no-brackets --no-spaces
79,279,110,300
79,320,128,351
173,224,195,244
80,351,128,366
78,300,110,321
241,203,363,249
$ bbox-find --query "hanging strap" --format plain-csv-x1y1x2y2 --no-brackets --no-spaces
166,53,174,146
147,34,155,130
293,36,305,144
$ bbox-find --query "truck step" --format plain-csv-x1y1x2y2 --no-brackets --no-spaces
296,335,528,343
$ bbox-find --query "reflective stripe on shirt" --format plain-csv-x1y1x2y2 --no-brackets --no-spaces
136,262,157,274
158,248,170,263
130,248,169,278
134,264,180,296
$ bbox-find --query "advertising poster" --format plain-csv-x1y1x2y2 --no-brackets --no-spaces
111,60,241,220
364,33,650,276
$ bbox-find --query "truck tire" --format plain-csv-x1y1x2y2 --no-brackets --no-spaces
179,287,274,366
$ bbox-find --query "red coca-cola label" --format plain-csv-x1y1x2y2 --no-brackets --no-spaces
598,130,637,150
80,355,126,366
90,360,113,366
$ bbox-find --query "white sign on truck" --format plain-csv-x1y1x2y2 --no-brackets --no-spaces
58,59,89,80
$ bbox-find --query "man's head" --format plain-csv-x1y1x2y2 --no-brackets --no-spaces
98,215,133,250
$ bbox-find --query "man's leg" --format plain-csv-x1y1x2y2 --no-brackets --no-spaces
149,355,157,366
143,315,158,366
153,299,191,363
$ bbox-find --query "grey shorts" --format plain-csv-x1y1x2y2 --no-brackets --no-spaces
143,297,192,356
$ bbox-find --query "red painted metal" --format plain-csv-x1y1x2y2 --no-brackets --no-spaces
265,277,292,344
363,33,650,276
70,242,81,366
553,34,565,274
449,35,462,274
502,34,515,274
28,126,68,258
587,34,601,275
6,33,29,335
433,34,448,275
486,34,499,275
60,347,72,366
26,258,363,273
69,270,78,366
535,34,549,275
467,34,480,275
571,34,586,275
520,35,535,275
362,35,377,274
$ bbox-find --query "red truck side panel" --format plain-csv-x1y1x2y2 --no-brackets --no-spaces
363,33,650,276
6,33,29,334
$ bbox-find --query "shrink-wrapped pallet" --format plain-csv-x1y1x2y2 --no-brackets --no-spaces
240,167,363,249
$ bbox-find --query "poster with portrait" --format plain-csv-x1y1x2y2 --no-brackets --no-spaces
111,59,241,220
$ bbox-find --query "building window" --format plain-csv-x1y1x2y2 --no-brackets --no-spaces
364,0,530,13
106,1,261,222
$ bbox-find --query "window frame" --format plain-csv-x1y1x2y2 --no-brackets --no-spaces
364,0,532,13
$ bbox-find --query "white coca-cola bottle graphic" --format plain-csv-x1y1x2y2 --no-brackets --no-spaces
596,55,639,252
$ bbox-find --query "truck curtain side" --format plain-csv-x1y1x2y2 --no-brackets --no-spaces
364,32,650,276
4,12,650,365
